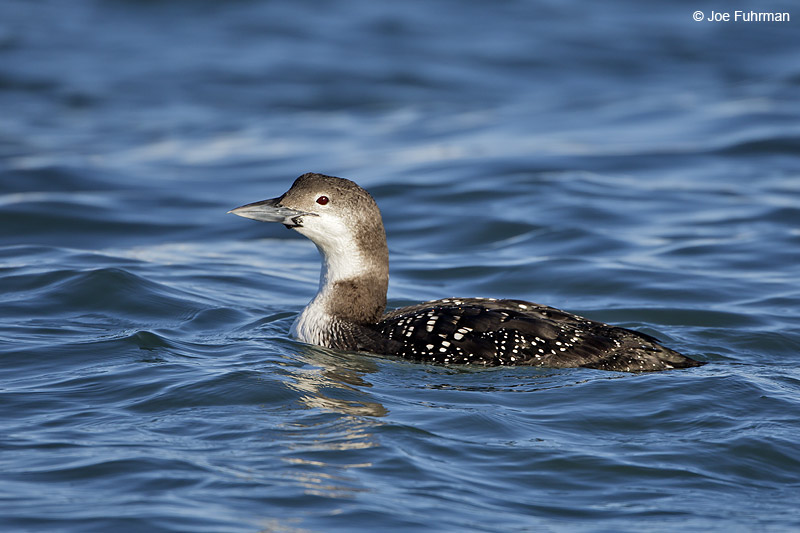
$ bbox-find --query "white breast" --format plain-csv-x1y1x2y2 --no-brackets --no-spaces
290,300,333,347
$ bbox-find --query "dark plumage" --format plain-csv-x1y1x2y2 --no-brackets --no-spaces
376,298,701,371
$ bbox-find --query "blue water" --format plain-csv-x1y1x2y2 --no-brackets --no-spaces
2,0,800,531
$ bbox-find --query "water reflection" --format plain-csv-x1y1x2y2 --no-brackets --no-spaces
269,345,387,501
283,345,389,417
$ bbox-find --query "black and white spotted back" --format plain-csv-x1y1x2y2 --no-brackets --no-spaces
374,298,700,372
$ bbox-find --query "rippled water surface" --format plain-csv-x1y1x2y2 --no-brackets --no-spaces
2,0,800,531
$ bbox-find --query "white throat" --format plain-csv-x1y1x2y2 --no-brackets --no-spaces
289,217,373,346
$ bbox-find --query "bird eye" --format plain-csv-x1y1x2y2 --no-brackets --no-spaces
316,196,329,205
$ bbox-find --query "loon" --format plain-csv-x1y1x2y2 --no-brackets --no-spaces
229,173,704,372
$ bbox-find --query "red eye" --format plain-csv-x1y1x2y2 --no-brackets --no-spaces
316,196,329,205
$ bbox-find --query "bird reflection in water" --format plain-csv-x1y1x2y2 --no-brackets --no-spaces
276,345,386,500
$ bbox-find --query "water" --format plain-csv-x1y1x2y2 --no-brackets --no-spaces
2,0,800,530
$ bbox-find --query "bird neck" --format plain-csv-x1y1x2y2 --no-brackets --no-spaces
316,239,388,324
290,226,389,346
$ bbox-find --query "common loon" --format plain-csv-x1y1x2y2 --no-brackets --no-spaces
229,173,704,372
